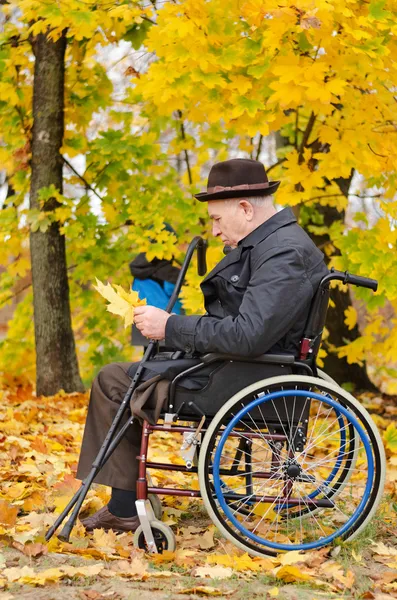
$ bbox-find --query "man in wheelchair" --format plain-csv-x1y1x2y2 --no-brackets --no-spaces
77,158,329,534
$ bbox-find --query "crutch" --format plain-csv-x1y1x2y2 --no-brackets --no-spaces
45,236,207,543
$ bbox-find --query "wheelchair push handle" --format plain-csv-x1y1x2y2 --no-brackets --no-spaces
343,271,378,291
326,268,378,292
165,236,208,314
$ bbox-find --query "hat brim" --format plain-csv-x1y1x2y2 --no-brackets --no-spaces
194,181,280,202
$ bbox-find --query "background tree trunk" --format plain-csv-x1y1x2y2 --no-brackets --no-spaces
314,202,378,392
274,132,377,391
30,31,84,396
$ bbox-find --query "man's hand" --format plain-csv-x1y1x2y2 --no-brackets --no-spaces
134,305,171,340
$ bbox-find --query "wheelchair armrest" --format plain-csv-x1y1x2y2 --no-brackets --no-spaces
200,352,295,365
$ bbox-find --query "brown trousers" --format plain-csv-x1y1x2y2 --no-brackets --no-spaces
76,362,142,491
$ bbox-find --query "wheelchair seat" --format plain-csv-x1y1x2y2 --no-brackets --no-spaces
168,358,292,418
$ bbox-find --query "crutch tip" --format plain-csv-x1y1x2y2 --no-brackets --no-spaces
58,525,73,543
44,528,54,542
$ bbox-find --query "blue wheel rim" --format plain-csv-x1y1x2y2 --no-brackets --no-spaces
212,389,374,551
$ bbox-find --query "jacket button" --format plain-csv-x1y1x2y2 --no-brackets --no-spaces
231,275,239,283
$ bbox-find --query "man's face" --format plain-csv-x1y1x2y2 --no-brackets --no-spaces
207,199,250,248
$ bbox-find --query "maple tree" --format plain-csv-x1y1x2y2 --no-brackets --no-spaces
132,0,397,390
0,0,396,394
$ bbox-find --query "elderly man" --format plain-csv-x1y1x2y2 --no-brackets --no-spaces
77,158,328,533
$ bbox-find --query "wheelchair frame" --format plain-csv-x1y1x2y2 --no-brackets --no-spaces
46,236,384,556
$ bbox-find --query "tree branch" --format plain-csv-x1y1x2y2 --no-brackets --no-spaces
0,262,78,307
300,192,382,205
142,15,157,25
298,111,316,164
266,157,286,175
177,110,192,185
62,156,104,202
255,134,263,161
367,143,387,158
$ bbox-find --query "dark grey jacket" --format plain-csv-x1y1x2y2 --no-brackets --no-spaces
165,208,329,358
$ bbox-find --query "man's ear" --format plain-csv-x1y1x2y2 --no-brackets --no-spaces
239,200,254,221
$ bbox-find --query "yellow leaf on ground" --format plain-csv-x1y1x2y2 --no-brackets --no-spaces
178,587,234,596
351,550,362,562
372,542,397,557
100,558,147,579
149,570,178,578
278,550,308,566
149,549,176,563
275,565,312,583
198,528,215,550
3,566,66,585
12,542,48,558
91,528,118,554
207,552,261,572
0,499,18,527
3,566,36,583
60,564,104,578
384,423,397,453
22,491,46,512
192,566,233,579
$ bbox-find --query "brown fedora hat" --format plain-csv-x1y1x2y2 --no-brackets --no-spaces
194,158,280,202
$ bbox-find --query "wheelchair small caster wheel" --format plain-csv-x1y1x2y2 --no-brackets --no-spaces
133,521,176,553
148,494,162,520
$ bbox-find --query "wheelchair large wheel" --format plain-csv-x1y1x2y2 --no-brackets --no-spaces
198,375,385,556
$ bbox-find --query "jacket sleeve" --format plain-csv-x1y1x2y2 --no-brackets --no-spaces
165,246,313,357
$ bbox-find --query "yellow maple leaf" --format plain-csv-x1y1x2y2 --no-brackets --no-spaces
91,528,118,555
93,278,146,327
0,499,18,527
275,565,312,583
344,306,358,331
384,423,397,454
207,552,261,571
178,587,233,597
192,566,233,579
278,550,308,566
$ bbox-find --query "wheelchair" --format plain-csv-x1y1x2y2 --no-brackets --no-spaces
46,237,386,557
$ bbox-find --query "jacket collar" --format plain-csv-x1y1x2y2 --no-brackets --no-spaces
202,208,296,283
202,244,243,283
239,207,297,249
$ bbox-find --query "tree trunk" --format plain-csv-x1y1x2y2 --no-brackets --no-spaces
314,203,378,392
273,132,377,391
30,31,84,396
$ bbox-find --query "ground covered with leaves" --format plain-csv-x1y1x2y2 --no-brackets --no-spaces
0,382,397,600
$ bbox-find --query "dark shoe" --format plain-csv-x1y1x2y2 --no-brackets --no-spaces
80,505,140,533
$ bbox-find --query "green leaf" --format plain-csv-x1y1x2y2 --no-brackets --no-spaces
298,32,313,52
124,20,151,50
247,59,270,79
369,0,388,19
352,212,369,225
